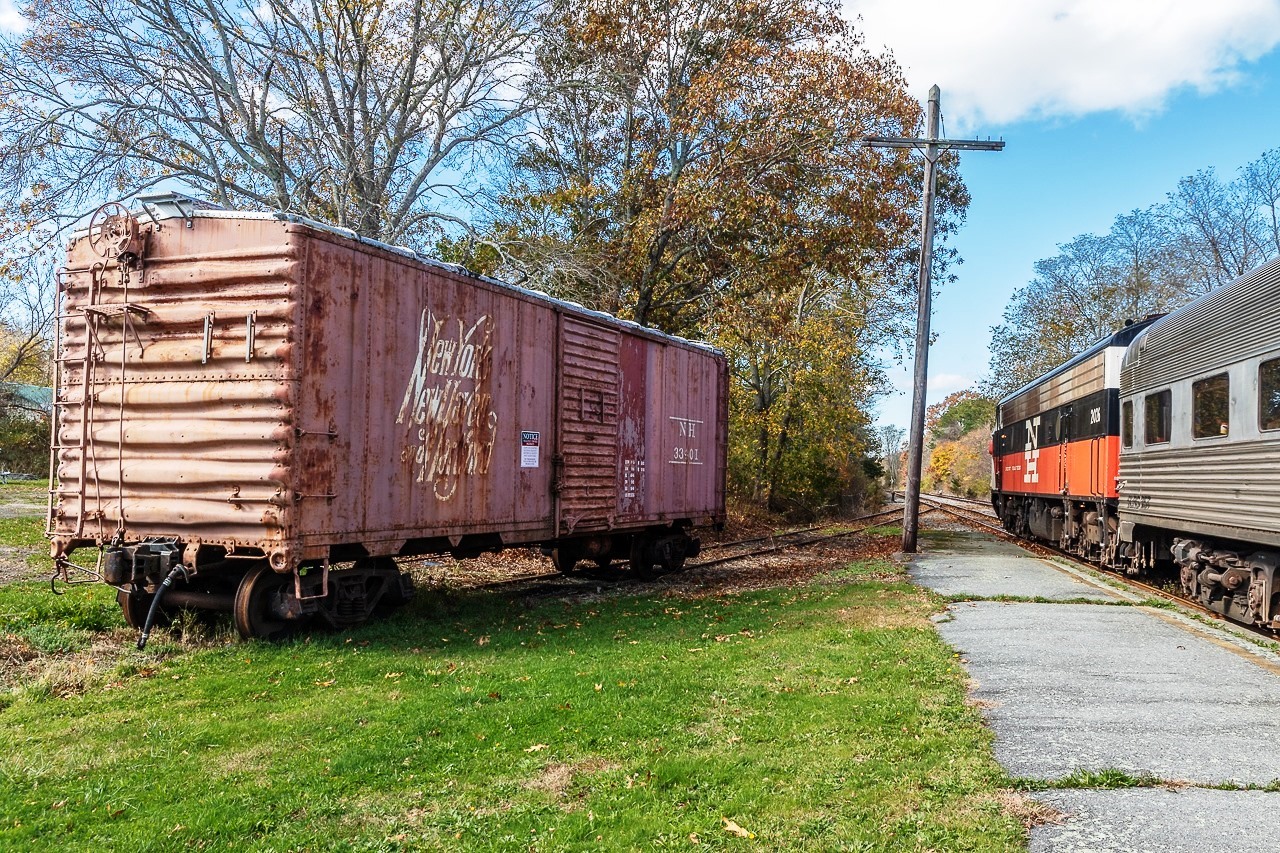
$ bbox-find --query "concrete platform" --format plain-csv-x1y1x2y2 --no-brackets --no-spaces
939,600,1280,783
910,530,1121,601
910,529,1280,850
1030,789,1280,852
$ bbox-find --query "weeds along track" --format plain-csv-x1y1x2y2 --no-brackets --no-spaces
918,496,1280,639
689,508,902,569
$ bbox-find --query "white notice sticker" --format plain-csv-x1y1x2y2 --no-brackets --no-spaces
520,430,540,468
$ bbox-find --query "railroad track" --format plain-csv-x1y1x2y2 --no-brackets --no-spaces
917,495,1278,638
690,508,902,569
921,492,997,517
447,506,909,597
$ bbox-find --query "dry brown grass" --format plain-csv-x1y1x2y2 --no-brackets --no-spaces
834,602,929,630
993,790,1065,829
524,758,620,806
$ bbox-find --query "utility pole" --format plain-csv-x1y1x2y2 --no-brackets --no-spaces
860,85,1004,553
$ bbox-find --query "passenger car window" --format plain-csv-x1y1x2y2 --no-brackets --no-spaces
1121,401,1133,448
1192,374,1229,438
1261,359,1280,431
1144,390,1171,444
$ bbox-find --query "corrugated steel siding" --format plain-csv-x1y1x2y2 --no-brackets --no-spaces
52,219,297,554
1124,256,1280,392
558,317,620,532
1120,440,1280,546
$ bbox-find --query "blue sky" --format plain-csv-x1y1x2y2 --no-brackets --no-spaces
844,0,1280,429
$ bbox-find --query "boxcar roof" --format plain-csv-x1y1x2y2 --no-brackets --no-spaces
83,194,724,357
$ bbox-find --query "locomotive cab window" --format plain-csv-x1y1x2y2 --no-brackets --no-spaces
1192,373,1229,438
1261,358,1280,431
1121,401,1133,448
1144,390,1171,444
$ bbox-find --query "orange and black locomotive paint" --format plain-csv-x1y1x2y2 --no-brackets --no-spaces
993,389,1121,500
990,318,1159,553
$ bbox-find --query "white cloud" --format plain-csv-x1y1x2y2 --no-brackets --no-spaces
926,372,974,396
844,0,1280,128
0,0,24,33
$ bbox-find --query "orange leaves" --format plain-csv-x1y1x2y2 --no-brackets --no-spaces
503,0,937,335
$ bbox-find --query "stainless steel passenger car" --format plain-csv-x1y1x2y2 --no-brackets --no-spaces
49,195,728,639
1118,256,1280,627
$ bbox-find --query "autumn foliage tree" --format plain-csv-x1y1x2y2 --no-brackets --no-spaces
719,280,886,513
492,0,969,512
923,390,994,498
490,0,966,331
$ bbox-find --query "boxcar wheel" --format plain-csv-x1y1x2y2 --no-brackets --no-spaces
551,544,582,574
117,589,172,631
234,565,292,640
630,537,656,578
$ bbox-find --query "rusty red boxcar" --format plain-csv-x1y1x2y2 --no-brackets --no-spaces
49,196,727,639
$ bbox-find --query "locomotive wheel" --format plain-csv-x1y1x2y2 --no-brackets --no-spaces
234,565,292,640
117,589,172,631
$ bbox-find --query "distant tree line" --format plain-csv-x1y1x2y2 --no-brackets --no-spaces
985,148,1280,398
0,0,971,511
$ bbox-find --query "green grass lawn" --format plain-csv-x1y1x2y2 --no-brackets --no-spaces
0,554,1028,851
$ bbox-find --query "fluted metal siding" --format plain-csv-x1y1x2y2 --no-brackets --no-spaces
1119,439,1280,546
1117,256,1280,545
1124,256,1280,393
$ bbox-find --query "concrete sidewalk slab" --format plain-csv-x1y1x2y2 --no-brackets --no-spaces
1030,789,1280,852
909,527,1280,850
910,531,1121,602
938,600,1280,784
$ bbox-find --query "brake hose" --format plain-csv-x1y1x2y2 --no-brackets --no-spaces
137,565,186,651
